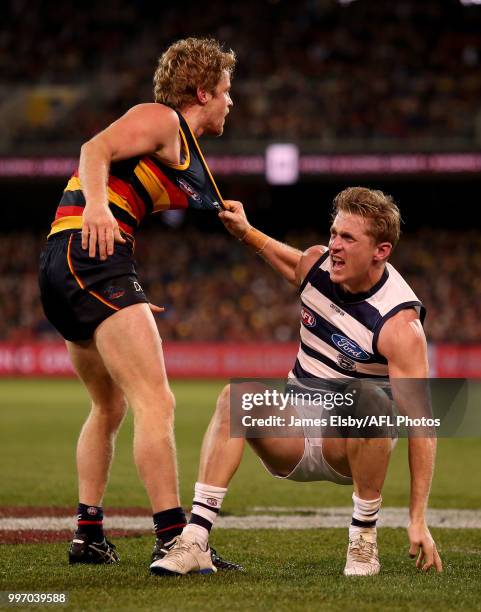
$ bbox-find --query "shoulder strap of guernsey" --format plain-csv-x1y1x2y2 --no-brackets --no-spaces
175,111,226,210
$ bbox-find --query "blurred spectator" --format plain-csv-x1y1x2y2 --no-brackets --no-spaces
1,227,479,343
2,0,481,149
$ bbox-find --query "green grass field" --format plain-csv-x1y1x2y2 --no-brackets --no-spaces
1,379,480,611
1,530,480,612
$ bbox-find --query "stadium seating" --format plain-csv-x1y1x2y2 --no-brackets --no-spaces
2,0,481,152
1,228,479,342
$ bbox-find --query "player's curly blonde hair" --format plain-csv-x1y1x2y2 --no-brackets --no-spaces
154,37,236,109
332,187,401,247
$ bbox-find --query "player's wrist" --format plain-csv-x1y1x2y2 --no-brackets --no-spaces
84,200,110,213
240,226,272,254
237,224,251,241
408,513,427,525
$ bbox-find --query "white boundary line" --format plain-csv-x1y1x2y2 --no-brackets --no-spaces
1,508,480,530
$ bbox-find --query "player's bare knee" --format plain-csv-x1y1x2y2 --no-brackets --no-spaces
345,381,394,438
218,384,231,405
214,384,231,428
349,435,392,457
133,386,175,423
352,382,393,417
90,395,128,431
158,386,175,410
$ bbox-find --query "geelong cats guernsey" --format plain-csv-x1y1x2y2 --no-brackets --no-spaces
292,250,426,380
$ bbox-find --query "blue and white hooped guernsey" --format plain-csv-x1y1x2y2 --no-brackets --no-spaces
291,251,426,380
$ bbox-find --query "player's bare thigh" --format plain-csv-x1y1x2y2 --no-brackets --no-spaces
93,303,171,397
248,436,306,477
321,438,351,478
245,381,396,481
66,338,125,408
248,432,351,478
229,382,305,476
246,394,351,479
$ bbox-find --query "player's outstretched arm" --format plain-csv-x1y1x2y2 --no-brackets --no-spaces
221,200,308,286
79,104,179,259
378,309,443,573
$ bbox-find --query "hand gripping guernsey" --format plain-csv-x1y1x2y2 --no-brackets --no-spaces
39,111,225,341
291,251,426,381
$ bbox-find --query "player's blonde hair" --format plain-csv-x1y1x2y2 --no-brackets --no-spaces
154,37,236,109
332,187,401,247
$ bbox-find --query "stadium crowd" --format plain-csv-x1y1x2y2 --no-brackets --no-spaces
3,0,481,150
1,227,479,344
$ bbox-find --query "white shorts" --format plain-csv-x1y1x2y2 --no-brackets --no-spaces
258,378,397,485
260,434,398,485
260,437,353,485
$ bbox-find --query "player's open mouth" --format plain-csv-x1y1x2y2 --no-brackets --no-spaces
331,257,345,271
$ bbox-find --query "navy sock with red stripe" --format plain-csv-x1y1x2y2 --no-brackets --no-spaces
153,507,187,544
76,503,104,541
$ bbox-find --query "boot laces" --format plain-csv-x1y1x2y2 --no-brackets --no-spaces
165,535,199,563
348,535,377,563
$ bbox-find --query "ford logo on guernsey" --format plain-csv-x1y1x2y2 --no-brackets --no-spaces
301,307,316,327
331,334,370,361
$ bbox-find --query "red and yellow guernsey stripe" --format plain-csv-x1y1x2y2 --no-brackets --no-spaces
107,175,147,220
134,160,172,212
48,156,189,238
50,173,141,238
48,118,211,239
49,175,84,234
138,157,189,212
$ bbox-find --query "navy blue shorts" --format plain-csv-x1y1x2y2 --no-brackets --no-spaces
39,230,148,342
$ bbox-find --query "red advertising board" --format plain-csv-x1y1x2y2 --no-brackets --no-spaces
433,344,481,378
0,342,479,378
0,342,299,378
2,153,481,178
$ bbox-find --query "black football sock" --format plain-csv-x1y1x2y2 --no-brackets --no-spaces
76,503,104,542
153,507,187,544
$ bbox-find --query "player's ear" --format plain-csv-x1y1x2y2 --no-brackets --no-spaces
374,241,392,262
196,87,211,105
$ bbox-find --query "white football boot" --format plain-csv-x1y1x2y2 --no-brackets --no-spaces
343,531,380,576
150,532,217,576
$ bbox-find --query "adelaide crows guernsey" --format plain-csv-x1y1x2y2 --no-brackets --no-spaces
48,111,224,238
292,251,425,380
